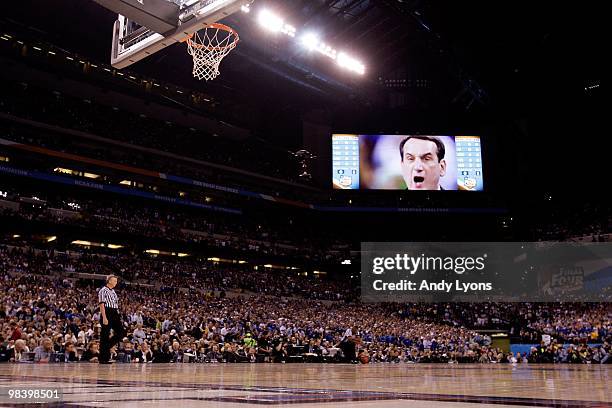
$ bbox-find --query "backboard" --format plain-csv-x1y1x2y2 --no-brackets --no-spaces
93,0,248,68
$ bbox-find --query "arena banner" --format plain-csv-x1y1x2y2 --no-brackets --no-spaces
509,344,603,356
0,164,241,214
0,137,309,207
361,242,612,302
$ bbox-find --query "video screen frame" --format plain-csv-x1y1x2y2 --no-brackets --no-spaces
332,134,484,191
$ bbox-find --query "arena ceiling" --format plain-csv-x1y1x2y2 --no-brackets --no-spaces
2,0,601,110
2,0,603,183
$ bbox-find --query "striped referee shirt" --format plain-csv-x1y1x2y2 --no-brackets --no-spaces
98,286,119,309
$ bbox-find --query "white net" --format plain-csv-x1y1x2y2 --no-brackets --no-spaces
186,24,239,81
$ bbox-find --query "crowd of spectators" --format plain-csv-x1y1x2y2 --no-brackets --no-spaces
1,246,610,365
395,303,611,344
0,245,353,302
0,80,297,181
0,188,347,264
528,201,612,242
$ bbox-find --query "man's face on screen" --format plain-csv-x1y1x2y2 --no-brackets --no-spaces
401,138,446,190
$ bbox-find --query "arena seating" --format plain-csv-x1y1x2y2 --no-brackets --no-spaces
1,245,609,364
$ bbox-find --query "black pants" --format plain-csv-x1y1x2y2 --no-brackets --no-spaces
100,308,125,363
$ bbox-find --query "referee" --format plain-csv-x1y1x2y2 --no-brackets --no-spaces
98,275,125,364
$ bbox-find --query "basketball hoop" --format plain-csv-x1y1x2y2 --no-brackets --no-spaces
185,23,239,81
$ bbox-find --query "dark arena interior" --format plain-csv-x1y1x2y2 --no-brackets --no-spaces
0,0,608,407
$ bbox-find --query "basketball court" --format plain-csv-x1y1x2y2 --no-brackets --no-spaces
1,364,610,407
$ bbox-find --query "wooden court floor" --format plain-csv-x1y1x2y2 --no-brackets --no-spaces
0,363,610,407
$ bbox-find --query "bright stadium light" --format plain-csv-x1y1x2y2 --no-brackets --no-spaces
251,10,366,75
241,4,250,13
258,10,296,37
258,10,284,32
301,33,319,51
301,35,338,60
318,42,337,59
337,52,365,75
282,24,296,37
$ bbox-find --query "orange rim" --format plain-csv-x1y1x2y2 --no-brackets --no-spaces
183,23,239,51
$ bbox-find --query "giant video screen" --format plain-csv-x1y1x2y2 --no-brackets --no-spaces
332,134,484,191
